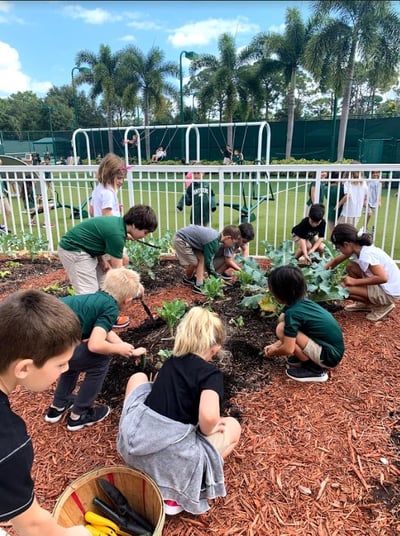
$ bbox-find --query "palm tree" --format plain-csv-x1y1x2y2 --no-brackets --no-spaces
189,33,245,146
75,44,124,153
119,46,178,159
311,0,400,161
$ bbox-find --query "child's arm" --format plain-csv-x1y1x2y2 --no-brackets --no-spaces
343,263,388,287
264,336,296,357
88,326,146,359
296,238,311,261
198,389,222,435
11,498,90,536
324,253,349,270
309,237,324,254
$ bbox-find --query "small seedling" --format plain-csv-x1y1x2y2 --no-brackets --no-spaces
42,282,62,294
155,299,187,337
6,261,22,268
0,270,11,279
158,349,173,361
229,315,245,328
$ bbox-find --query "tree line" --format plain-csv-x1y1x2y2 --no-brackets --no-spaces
0,1,399,161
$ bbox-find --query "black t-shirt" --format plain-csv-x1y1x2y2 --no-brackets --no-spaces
0,390,35,521
145,353,223,425
292,217,326,240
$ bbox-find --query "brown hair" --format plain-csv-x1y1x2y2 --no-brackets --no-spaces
123,205,158,232
0,290,81,373
97,153,125,188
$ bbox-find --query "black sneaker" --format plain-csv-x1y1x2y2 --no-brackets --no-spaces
286,356,302,367
192,284,204,294
220,272,233,280
286,364,329,383
182,275,196,286
67,405,110,431
45,401,74,423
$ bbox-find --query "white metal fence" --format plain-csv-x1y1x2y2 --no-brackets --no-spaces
1,163,399,262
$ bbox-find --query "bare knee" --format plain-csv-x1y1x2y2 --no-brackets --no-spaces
125,372,148,398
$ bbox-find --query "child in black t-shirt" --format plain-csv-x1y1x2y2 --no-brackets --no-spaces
117,307,241,516
292,203,326,264
0,290,90,536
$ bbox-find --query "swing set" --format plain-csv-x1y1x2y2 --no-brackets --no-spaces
71,121,274,223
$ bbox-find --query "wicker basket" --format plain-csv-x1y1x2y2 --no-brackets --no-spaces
52,465,165,535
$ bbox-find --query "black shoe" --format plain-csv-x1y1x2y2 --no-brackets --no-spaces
182,275,196,286
286,364,329,383
67,405,110,431
286,356,302,368
220,271,233,280
192,284,204,294
45,401,73,423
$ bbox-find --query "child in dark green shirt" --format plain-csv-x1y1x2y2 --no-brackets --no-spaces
264,265,344,383
177,171,216,226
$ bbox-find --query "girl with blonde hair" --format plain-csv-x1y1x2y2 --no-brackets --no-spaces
117,307,241,516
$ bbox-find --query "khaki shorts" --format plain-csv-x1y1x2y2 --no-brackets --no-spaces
292,234,319,250
367,285,399,306
173,236,199,267
303,338,325,367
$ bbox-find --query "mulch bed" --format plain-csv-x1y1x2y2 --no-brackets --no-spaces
2,255,400,535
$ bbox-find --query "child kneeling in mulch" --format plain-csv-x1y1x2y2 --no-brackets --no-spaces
264,265,345,383
117,307,241,516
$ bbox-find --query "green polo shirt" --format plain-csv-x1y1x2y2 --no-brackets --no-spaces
59,216,126,258
60,291,119,339
283,298,345,367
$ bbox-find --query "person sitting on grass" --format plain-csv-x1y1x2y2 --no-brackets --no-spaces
264,265,345,383
214,222,255,280
117,306,241,516
0,289,90,536
292,203,326,264
58,204,157,328
324,223,400,322
45,267,146,432
173,224,241,294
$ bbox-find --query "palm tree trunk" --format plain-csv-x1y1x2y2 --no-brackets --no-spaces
285,68,296,159
336,40,356,162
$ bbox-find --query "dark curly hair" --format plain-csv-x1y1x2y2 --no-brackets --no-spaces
268,265,307,305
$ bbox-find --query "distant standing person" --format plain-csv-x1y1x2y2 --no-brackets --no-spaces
337,164,368,228
327,172,346,236
177,170,216,226
306,172,327,215
366,171,382,232
222,144,233,165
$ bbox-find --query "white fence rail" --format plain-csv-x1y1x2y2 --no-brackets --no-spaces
1,163,400,262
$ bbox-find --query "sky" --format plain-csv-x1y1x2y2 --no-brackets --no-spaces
0,0,312,99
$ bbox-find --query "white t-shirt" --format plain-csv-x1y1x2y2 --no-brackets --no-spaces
356,245,400,297
341,181,368,218
91,184,120,216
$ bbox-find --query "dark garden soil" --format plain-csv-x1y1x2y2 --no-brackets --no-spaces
2,255,400,535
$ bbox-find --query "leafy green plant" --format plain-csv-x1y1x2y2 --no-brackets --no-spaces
6,260,22,268
234,255,268,292
201,276,225,301
155,299,187,337
125,230,173,279
42,282,62,294
20,233,49,259
0,270,11,279
66,286,76,296
0,233,22,256
158,349,173,361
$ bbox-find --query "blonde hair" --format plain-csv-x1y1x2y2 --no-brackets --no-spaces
101,267,141,303
97,153,125,187
173,307,226,357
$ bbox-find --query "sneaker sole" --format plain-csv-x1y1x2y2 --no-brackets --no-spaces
44,403,73,424
67,407,111,431
286,369,329,383
164,505,184,515
113,321,130,329
344,305,372,312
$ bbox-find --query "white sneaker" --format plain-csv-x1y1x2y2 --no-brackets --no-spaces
366,303,395,322
344,302,372,312
164,500,184,515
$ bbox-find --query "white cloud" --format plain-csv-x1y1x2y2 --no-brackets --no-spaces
0,0,24,24
126,19,163,31
63,4,123,24
0,41,51,97
168,17,260,48
119,34,137,43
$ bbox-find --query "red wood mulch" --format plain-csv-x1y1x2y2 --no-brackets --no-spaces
2,266,400,535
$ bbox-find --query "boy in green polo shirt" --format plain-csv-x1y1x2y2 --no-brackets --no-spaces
173,224,240,294
45,267,146,431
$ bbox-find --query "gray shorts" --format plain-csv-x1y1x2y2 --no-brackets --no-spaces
367,285,399,306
